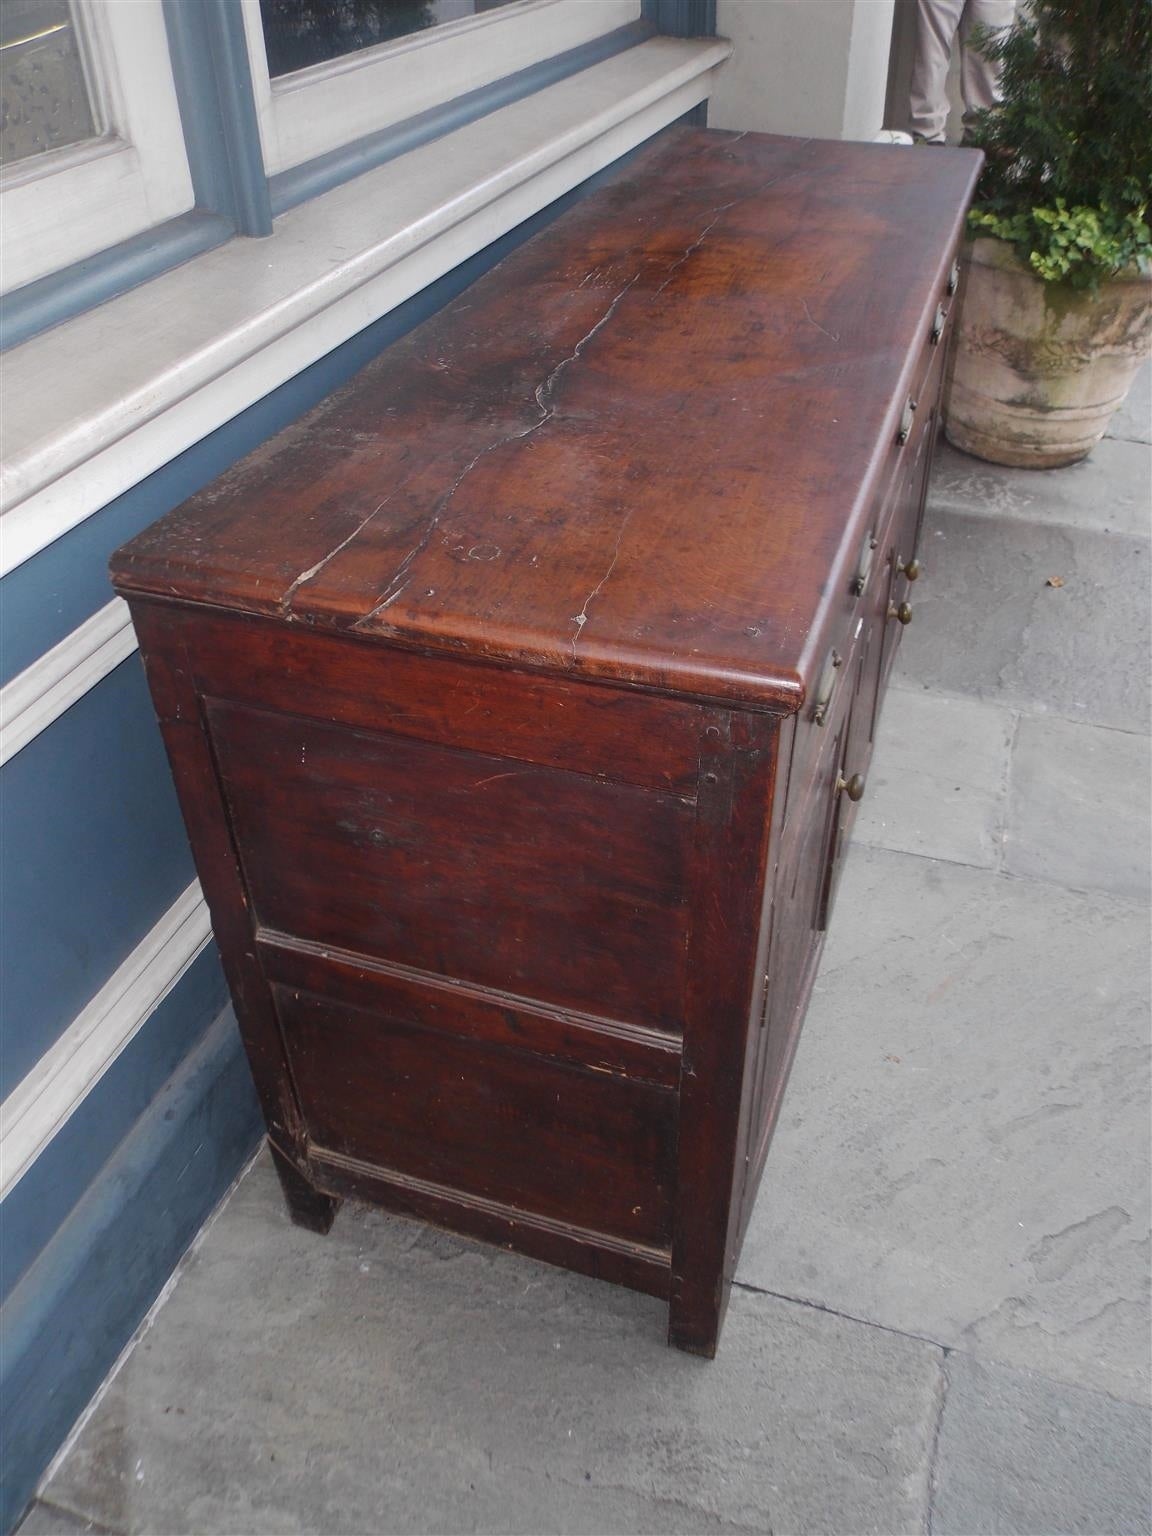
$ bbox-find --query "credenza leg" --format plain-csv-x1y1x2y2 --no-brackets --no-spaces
666,1276,726,1358
269,1141,342,1235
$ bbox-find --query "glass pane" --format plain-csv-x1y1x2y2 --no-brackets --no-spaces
259,0,521,80
1,0,97,168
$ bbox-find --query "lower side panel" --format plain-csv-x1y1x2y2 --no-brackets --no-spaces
274,984,679,1253
305,1147,672,1300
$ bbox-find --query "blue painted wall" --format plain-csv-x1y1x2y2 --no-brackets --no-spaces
0,945,229,1306
0,142,658,1534
1,1008,263,1535
0,659,196,1096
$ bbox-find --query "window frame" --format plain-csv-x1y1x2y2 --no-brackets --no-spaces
2,6,728,582
0,0,716,349
240,0,645,177
0,0,195,295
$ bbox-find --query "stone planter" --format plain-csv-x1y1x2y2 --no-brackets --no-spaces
944,236,1152,468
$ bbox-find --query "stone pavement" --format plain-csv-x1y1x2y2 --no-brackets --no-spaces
20,379,1151,1536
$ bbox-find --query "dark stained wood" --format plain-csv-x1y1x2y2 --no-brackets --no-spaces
669,711,778,1355
113,130,981,714
208,696,694,1031
275,985,677,1248
145,604,706,794
127,607,313,1168
308,1151,672,1300
258,933,684,1090
269,1140,341,1235
113,128,980,1354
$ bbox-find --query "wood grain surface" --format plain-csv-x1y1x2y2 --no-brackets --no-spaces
114,127,980,1355
112,128,980,714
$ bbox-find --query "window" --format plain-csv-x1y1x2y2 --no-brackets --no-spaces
241,0,643,176
257,0,523,79
0,0,193,295
1,0,98,166
1,0,711,330
1,0,724,573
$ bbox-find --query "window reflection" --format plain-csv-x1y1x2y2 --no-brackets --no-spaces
0,0,97,168
259,0,521,80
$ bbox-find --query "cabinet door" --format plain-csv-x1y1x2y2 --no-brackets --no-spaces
742,662,852,1196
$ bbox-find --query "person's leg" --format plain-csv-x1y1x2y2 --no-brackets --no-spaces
910,0,966,142
959,0,1017,134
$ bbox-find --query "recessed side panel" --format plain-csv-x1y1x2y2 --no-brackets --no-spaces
273,985,677,1250
207,699,693,1032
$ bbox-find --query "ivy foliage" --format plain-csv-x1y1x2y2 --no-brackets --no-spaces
966,0,1152,289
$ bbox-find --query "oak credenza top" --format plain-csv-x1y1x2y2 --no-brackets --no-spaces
111,128,980,713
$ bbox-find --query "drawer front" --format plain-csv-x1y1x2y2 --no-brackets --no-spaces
820,641,871,928
783,603,868,869
908,252,959,427
867,245,959,553
274,985,677,1249
877,341,948,699
828,299,951,775
208,698,694,1033
784,289,952,832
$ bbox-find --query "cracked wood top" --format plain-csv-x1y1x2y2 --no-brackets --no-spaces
111,128,981,712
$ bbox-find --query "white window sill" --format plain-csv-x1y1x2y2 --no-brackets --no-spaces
0,36,731,578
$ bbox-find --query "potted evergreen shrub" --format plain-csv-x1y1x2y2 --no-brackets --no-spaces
944,0,1151,468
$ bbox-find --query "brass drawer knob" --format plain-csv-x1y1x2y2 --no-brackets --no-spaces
897,557,921,581
837,773,866,802
889,600,913,625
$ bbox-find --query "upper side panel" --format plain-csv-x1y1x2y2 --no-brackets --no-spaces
111,128,981,709
208,696,695,1032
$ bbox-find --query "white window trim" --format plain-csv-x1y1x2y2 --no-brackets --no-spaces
0,36,731,578
0,596,135,768
0,0,194,295
240,0,643,176
0,878,211,1203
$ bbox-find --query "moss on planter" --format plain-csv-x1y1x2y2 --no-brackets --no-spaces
945,238,1151,467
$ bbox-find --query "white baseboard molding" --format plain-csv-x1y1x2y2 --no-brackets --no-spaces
0,598,138,768
0,36,730,576
0,881,212,1202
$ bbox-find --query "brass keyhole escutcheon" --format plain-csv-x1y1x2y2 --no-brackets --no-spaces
897,398,917,445
852,530,878,596
930,304,947,345
812,647,843,725
837,773,866,802
889,600,913,625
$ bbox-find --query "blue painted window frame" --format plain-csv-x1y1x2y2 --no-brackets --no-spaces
1,0,716,351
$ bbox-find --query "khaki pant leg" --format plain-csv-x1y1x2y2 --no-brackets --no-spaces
959,0,1017,127
910,0,966,142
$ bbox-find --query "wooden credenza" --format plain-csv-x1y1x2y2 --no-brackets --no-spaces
113,130,980,1356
